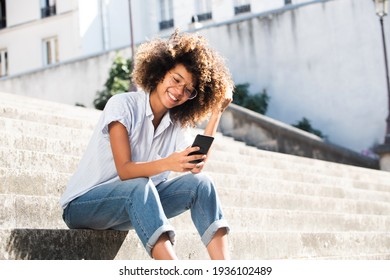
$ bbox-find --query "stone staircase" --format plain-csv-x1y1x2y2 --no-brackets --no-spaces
1,91,390,260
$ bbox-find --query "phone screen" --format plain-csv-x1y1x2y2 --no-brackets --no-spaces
188,134,214,163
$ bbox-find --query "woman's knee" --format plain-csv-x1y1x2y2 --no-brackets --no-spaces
191,173,216,196
123,177,154,196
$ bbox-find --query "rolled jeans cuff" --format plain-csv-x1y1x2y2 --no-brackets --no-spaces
146,224,176,258
201,219,230,247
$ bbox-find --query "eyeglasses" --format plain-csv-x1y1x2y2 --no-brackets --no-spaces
168,72,198,100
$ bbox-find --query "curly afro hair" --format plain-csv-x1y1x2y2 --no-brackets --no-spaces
132,29,234,127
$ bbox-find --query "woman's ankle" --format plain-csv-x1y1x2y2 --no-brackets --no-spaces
151,233,178,260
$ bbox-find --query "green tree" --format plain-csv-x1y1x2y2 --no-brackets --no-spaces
93,53,133,110
233,83,270,115
292,117,325,139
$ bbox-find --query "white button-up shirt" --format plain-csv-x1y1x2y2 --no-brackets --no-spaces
60,91,192,209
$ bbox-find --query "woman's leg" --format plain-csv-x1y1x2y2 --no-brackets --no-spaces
157,173,230,259
151,233,178,260
62,177,176,258
207,228,230,260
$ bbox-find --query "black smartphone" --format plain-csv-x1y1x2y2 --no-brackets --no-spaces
188,134,214,163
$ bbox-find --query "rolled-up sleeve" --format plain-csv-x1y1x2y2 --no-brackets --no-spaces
101,94,133,137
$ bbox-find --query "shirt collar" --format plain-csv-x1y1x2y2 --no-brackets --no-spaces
145,93,173,136
145,92,154,119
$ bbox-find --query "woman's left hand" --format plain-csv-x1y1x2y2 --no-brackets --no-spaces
213,87,233,114
190,161,205,174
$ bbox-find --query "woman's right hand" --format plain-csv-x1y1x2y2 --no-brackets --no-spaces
166,146,206,172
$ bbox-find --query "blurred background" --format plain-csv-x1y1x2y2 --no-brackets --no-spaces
0,0,389,156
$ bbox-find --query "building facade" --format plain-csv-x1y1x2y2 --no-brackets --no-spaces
0,0,301,77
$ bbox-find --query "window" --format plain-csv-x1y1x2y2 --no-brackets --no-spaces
193,0,212,22
41,0,56,18
43,37,58,66
234,0,251,15
285,0,292,5
159,0,174,30
0,0,6,29
0,49,8,77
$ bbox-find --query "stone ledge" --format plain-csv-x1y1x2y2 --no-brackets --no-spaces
218,104,379,170
1,228,129,260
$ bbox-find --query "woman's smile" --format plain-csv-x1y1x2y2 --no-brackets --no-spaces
167,90,179,102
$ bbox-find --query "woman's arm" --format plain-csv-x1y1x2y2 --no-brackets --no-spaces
203,88,233,137
191,88,233,174
108,121,205,180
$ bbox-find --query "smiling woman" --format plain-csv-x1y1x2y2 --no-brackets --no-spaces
133,29,234,127
150,64,197,124
167,70,198,100
60,30,234,260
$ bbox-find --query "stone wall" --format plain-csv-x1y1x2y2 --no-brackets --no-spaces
219,103,379,169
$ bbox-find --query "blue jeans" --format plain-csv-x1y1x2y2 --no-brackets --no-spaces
62,173,229,257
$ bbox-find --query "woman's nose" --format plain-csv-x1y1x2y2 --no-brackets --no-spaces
171,84,185,96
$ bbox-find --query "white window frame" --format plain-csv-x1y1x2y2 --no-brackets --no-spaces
0,0,6,29
159,0,174,30
160,0,173,22
0,48,8,77
234,0,250,6
40,0,56,9
42,37,58,66
40,0,56,18
196,0,212,15
193,0,213,22
234,0,251,15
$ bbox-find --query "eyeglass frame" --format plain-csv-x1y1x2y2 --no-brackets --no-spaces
167,71,198,100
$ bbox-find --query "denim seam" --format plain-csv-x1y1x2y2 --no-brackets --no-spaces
70,195,130,206
127,196,149,245
194,182,210,233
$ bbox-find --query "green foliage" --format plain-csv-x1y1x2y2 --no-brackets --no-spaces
233,83,270,115
292,117,325,139
94,53,133,110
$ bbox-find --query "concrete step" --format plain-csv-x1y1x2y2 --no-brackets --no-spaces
0,168,69,197
0,148,79,174
0,132,87,157
0,91,384,174
219,138,388,179
0,105,99,130
2,128,389,188
2,116,389,188
210,148,390,184
3,167,390,205
0,92,101,127
0,104,382,177
212,173,390,204
2,110,389,187
232,231,390,260
204,161,390,192
0,117,94,143
1,228,389,260
217,187,390,215
2,194,389,233
2,147,389,195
